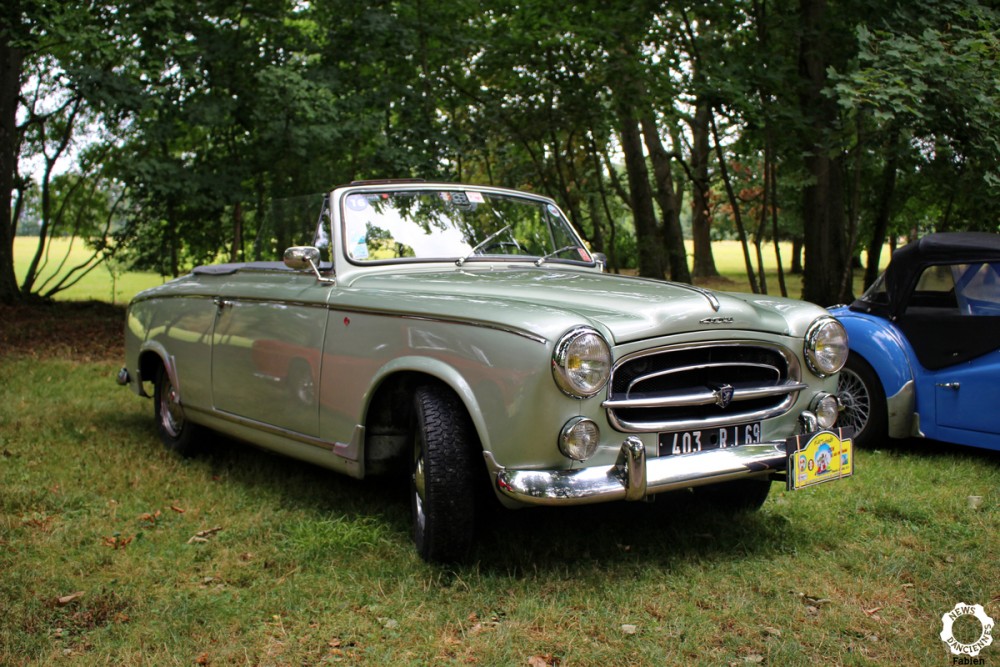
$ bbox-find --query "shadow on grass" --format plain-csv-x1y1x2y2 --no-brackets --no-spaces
871,436,1000,463
107,407,812,574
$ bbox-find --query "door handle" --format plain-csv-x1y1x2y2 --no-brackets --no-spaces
935,382,960,390
213,297,233,309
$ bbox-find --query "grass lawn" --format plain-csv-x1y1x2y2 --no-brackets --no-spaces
15,236,888,304
2,237,995,665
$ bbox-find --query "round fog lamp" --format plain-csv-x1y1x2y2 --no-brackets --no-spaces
559,418,600,461
811,393,840,429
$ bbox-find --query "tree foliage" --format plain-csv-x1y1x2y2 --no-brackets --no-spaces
2,0,999,304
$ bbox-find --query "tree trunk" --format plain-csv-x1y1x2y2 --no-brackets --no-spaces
0,32,23,304
798,0,850,306
618,111,666,279
641,112,691,283
864,130,900,288
690,97,718,279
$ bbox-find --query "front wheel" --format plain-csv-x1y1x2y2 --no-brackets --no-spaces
411,384,478,563
837,354,887,448
153,365,200,456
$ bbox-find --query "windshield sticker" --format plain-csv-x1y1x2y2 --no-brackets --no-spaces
466,191,485,204
547,204,559,216
352,235,369,260
438,192,452,202
346,195,368,212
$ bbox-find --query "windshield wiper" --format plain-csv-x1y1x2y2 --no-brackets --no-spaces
456,223,513,266
534,245,579,266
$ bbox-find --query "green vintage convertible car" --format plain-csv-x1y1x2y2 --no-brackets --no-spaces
118,180,849,562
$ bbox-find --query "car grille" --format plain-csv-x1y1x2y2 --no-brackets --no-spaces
603,342,805,432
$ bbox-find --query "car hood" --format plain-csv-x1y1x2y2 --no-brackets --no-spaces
343,267,821,344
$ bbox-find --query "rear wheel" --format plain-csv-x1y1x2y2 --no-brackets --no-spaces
411,384,478,563
153,365,200,456
837,354,887,448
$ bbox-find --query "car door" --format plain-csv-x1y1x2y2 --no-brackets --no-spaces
933,350,1000,436
211,271,332,437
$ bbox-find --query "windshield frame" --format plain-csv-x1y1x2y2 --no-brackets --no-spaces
333,184,596,269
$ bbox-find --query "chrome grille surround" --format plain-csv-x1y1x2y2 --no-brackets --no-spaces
603,341,804,433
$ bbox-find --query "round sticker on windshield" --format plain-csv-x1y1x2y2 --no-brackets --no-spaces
346,195,368,212
547,204,559,216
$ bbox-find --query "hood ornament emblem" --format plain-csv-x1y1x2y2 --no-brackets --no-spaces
709,383,735,409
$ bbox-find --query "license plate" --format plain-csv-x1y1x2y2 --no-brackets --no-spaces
658,422,762,456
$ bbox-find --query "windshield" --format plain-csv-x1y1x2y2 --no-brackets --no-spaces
338,188,592,265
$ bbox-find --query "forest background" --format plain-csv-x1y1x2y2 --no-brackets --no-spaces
2,0,999,307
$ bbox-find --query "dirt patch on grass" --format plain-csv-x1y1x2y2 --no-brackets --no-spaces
0,301,125,362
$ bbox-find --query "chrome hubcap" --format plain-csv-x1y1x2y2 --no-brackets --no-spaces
413,448,426,534
160,377,185,437
837,368,870,433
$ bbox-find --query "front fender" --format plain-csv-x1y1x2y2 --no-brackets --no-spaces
368,355,490,450
830,309,915,395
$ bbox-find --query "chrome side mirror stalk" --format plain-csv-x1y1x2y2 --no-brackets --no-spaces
283,246,334,284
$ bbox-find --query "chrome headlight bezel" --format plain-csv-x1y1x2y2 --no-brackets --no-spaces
804,316,849,377
552,326,612,398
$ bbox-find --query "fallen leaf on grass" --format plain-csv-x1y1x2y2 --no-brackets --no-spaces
170,505,186,513
527,655,560,667
763,626,782,637
621,624,638,635
102,535,133,550
864,606,883,617
195,652,210,665
55,591,84,606
138,510,161,525
187,526,223,544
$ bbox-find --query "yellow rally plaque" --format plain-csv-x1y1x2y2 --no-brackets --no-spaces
786,427,854,491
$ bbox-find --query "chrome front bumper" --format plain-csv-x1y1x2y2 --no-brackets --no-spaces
486,438,788,506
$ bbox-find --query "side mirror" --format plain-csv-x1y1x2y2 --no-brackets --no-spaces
283,246,333,283
283,246,321,270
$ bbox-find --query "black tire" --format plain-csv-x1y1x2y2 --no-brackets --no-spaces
411,384,478,563
153,365,200,456
696,478,772,512
837,353,887,448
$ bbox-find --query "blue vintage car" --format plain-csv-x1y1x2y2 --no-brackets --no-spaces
830,232,1000,451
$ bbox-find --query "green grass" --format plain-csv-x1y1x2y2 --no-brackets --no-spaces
13,237,165,304
4,236,993,665
1,352,998,665
16,236,888,304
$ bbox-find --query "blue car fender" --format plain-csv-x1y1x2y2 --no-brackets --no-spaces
829,308,914,393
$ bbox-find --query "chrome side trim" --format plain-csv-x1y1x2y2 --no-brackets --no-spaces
489,438,786,506
132,294,548,344
187,405,338,452
886,379,916,439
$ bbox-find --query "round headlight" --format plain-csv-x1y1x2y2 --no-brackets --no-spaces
559,417,600,461
552,327,611,398
804,317,848,377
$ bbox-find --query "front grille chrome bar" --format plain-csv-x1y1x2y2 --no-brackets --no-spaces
602,381,808,410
